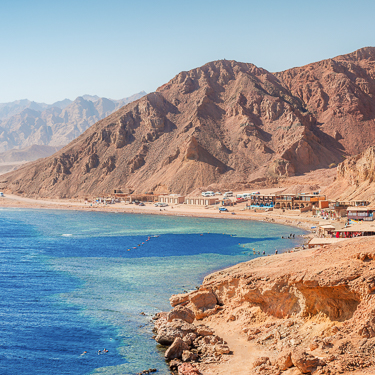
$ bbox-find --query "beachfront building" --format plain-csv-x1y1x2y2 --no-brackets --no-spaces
328,200,370,218
121,194,159,203
274,193,326,210
347,206,375,222
333,223,375,238
158,194,185,204
247,194,275,209
185,197,219,206
318,224,336,237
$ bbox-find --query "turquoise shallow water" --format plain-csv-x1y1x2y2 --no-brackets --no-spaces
0,209,306,374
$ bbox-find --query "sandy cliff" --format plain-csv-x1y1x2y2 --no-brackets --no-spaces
163,237,375,374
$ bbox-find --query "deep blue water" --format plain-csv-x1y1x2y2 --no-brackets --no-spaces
0,209,306,374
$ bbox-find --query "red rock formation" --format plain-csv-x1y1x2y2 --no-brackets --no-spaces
2,48,375,197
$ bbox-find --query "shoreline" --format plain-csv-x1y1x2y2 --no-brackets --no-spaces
0,193,322,235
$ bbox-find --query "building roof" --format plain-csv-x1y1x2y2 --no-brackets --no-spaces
309,238,347,245
347,206,375,211
335,223,375,233
319,225,336,230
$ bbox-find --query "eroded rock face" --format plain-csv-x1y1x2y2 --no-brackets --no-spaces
167,306,195,324
188,237,375,374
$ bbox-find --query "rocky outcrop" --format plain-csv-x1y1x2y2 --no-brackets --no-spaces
153,305,231,371
171,237,375,374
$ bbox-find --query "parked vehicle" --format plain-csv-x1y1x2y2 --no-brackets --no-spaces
154,202,168,207
224,191,233,197
219,207,228,212
138,202,145,206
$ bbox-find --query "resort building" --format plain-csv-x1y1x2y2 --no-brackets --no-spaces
185,197,219,206
158,194,186,204
247,194,275,209
347,206,375,222
274,193,326,210
328,200,370,218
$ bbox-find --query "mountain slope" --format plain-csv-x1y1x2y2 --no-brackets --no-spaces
2,48,375,198
0,92,146,152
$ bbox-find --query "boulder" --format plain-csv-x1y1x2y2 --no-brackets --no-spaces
169,359,182,370
178,363,202,375
167,306,195,323
165,337,189,360
181,350,198,362
276,350,293,371
196,325,214,336
182,332,197,346
190,290,217,310
189,290,218,320
170,292,190,307
156,319,197,345
291,350,325,373
215,344,231,354
253,357,271,368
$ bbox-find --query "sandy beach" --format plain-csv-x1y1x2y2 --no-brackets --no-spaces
0,192,324,235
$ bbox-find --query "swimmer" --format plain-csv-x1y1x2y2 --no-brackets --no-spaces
80,351,87,356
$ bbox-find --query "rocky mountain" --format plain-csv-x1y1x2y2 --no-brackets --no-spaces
323,144,375,201
0,99,70,122
0,92,146,152
275,47,375,156
2,47,375,198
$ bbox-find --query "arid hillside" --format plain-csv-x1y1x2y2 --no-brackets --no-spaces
2,47,375,198
324,144,375,202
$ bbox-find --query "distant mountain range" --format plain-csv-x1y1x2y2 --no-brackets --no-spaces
0,92,146,153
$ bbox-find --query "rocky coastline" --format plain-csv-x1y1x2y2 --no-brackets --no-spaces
154,237,375,374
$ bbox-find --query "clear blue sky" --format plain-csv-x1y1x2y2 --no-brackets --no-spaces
1,0,374,103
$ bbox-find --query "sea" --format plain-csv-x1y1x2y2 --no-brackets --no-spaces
0,208,306,375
